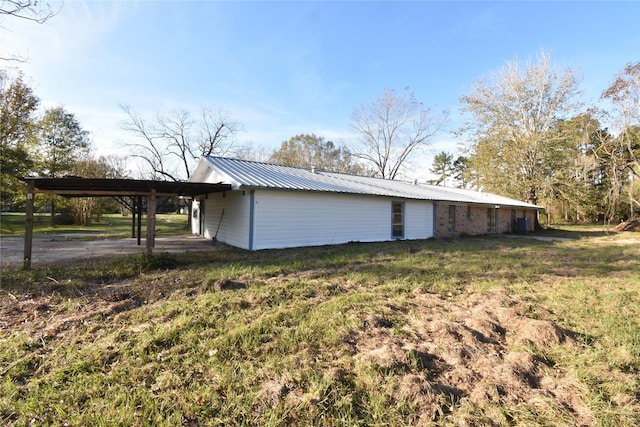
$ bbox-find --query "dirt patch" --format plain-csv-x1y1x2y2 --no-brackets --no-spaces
349,288,590,425
1,265,593,424
614,218,640,232
0,268,198,343
0,285,144,344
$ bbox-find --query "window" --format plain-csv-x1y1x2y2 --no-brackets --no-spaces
448,205,456,233
487,207,498,233
391,202,404,239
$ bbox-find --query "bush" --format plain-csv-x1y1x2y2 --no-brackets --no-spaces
53,213,74,225
138,252,178,272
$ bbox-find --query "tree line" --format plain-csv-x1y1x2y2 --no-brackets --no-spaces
2,52,638,226
0,70,132,225
118,53,639,225
432,53,639,225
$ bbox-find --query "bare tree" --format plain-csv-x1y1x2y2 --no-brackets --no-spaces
460,50,581,209
597,62,640,222
1,0,62,62
350,87,447,180
602,62,640,220
199,108,236,157
120,105,239,181
120,105,176,180
0,0,60,23
233,143,273,163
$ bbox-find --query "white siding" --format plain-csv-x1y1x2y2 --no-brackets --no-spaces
405,199,434,240
251,190,434,250
203,191,251,249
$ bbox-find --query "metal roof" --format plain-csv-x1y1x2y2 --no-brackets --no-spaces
194,156,541,209
23,177,231,197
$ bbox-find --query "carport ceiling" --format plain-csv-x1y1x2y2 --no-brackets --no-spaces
23,177,231,197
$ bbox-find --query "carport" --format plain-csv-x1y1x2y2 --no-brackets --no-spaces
22,177,231,268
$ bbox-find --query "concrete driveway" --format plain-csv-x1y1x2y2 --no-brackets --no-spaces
0,233,218,269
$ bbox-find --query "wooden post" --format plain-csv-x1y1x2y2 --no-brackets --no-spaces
146,190,156,255
131,197,136,238
137,196,142,246
24,180,34,269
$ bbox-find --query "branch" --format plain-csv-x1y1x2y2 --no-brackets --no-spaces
0,0,62,24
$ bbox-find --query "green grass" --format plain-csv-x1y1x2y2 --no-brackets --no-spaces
0,228,639,426
0,212,189,237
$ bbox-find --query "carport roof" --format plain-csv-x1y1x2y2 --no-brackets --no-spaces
23,177,231,197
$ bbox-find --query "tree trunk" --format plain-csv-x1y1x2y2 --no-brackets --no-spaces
50,198,56,227
527,187,542,230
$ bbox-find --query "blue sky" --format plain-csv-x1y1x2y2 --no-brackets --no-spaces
2,0,639,179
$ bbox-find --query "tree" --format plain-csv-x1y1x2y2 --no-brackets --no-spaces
268,133,365,174
350,88,447,180
0,70,39,207
545,113,607,223
460,50,581,213
1,1,62,62
121,105,239,181
429,151,454,186
67,155,124,225
452,155,471,189
0,0,59,23
601,61,640,219
34,106,90,225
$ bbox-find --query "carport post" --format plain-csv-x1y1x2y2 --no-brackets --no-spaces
137,196,142,246
24,180,34,269
146,189,156,255
131,197,136,238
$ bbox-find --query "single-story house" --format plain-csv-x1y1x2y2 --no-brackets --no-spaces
188,156,541,250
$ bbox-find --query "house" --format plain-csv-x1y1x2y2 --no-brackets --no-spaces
189,156,541,250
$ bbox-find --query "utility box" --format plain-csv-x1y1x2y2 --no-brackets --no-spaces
515,217,529,234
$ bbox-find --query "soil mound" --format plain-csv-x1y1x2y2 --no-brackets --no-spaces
1,275,593,425
614,218,640,232
351,288,590,425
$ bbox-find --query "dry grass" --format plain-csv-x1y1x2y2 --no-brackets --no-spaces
1,228,638,426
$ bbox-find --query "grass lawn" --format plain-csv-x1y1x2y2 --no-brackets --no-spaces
0,212,190,237
0,227,638,426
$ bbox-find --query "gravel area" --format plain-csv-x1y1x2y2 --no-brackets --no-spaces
0,233,216,268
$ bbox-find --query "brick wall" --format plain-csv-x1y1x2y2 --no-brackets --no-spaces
434,203,536,238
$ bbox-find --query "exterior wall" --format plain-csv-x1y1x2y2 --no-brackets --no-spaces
198,188,538,249
518,208,536,232
253,191,381,250
434,204,486,238
434,203,537,238
405,199,434,240
526,209,536,231
202,191,252,249
497,208,514,234
251,190,433,250
197,189,435,250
